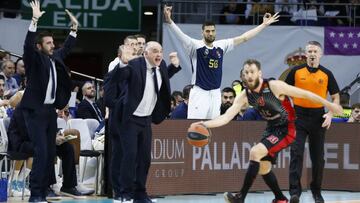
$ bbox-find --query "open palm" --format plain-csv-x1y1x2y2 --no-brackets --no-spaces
30,0,45,19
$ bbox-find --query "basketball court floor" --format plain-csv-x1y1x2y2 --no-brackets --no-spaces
8,191,360,202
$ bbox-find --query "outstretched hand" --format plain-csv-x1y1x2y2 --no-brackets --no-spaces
163,5,173,24
262,12,280,26
65,9,79,30
30,0,45,20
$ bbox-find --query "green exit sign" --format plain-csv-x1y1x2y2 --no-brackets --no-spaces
21,0,141,31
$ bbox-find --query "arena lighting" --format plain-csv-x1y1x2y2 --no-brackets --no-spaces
144,11,153,15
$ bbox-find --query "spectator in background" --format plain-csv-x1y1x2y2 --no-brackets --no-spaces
76,82,104,123
245,0,275,24
124,35,138,56
172,90,183,107
57,105,72,122
0,50,11,61
220,87,236,117
232,79,243,96
274,0,298,25
135,34,146,56
220,0,246,24
347,103,360,123
324,0,349,26
1,60,19,98
170,84,193,119
13,58,25,87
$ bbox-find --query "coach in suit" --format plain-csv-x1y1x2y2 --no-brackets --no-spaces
105,41,178,203
20,1,79,202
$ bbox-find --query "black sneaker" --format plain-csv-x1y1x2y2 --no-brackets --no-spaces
60,187,88,197
46,187,61,201
224,192,244,203
312,192,324,203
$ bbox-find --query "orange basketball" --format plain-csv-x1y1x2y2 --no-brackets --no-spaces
187,124,211,147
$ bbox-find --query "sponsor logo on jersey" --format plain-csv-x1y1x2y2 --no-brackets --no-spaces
266,135,279,144
257,96,265,106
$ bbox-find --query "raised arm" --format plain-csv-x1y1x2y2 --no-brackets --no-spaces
163,5,194,47
270,80,343,115
56,9,79,59
192,90,248,129
233,12,279,46
23,0,46,65
167,52,181,78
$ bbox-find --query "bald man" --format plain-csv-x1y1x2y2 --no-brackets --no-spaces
105,41,180,203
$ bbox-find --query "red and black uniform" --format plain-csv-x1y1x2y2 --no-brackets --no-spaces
285,64,339,197
246,79,296,163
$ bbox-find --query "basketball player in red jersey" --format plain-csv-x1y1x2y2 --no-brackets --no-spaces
190,59,342,203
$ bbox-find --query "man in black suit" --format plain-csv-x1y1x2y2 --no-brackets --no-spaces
20,1,79,202
105,41,179,203
76,81,104,122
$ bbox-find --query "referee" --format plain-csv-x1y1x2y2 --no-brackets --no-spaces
286,41,340,203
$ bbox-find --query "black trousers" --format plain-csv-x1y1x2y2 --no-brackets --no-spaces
48,142,77,189
289,107,326,196
23,105,57,199
111,115,152,200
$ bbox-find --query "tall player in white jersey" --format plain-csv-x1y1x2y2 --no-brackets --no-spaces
164,5,279,119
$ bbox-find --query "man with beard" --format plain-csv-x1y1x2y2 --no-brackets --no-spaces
77,82,104,122
220,87,236,119
190,59,342,203
164,5,279,119
285,41,340,203
19,1,78,201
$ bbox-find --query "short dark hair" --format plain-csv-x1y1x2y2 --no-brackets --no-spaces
351,103,360,110
222,87,236,96
36,31,53,45
0,75,5,81
307,41,322,49
182,85,193,100
202,21,216,30
172,91,183,98
134,34,146,40
124,35,137,44
243,59,261,70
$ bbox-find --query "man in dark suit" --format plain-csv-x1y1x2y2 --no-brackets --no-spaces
105,41,179,203
20,1,79,202
76,81,104,122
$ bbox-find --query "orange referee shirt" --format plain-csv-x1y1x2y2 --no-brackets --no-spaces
285,64,339,108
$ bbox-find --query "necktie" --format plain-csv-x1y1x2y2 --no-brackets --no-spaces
152,67,159,96
93,102,103,121
49,59,56,99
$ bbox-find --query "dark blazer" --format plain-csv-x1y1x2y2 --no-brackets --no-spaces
76,99,102,121
104,57,177,124
103,59,181,110
20,31,75,110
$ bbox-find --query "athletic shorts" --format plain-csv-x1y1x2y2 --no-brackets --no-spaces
260,122,296,164
187,85,221,119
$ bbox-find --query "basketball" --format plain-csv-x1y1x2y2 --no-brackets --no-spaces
187,124,211,147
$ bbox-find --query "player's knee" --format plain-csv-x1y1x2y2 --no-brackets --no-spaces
249,146,264,161
258,161,272,175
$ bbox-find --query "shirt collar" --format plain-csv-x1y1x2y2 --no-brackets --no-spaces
145,58,159,70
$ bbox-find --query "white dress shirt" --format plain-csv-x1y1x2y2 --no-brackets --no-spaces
133,59,162,117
